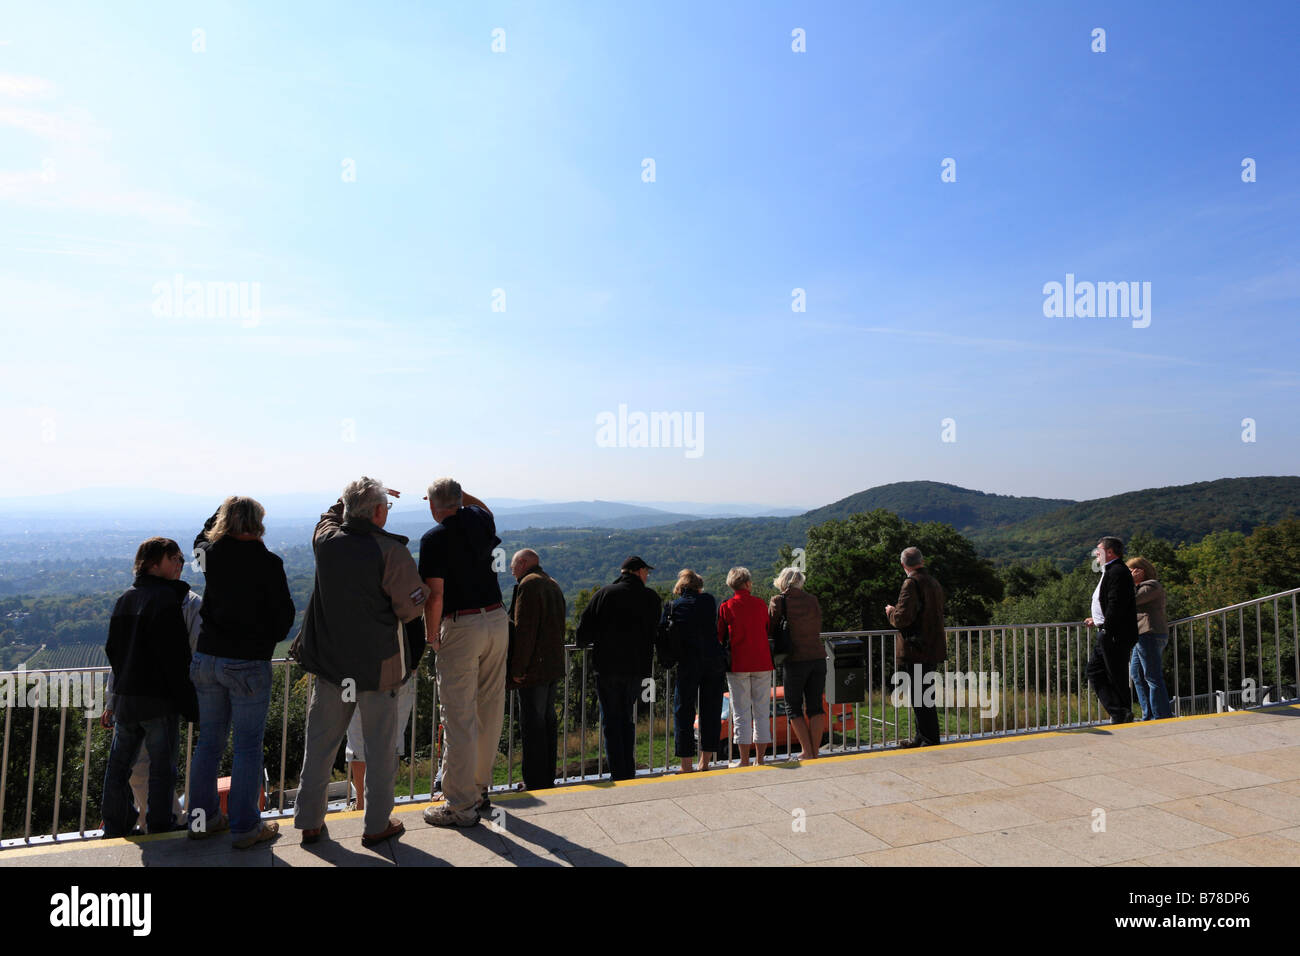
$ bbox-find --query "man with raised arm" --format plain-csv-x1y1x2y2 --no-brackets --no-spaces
420,478,509,828
293,477,426,849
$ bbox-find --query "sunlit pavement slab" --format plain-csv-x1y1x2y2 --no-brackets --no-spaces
3,704,1298,868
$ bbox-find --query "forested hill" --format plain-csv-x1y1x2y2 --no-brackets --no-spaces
796,481,1074,533
969,476,1300,563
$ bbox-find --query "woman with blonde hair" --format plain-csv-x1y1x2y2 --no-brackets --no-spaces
770,567,825,760
189,496,296,848
1127,557,1171,720
661,569,726,772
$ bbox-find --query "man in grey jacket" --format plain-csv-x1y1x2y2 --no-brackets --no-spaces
293,477,427,847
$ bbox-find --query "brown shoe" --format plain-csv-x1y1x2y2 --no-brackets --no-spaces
300,823,327,846
361,818,405,848
232,821,279,849
187,812,230,840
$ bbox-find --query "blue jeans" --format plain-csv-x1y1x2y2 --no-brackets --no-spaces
1129,633,1171,720
189,653,272,836
101,714,179,836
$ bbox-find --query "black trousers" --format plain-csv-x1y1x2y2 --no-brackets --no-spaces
1087,627,1137,719
912,696,941,745
516,682,558,790
595,673,640,780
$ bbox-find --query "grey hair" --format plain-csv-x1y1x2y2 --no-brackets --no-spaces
725,566,752,590
1099,536,1124,558
342,476,387,523
427,477,463,511
900,547,924,569
774,567,805,591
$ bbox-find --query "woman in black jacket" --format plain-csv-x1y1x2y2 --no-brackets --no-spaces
662,569,727,772
188,496,295,848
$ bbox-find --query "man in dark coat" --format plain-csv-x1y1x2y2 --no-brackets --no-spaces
1085,535,1140,723
886,546,947,748
507,549,567,790
576,556,661,780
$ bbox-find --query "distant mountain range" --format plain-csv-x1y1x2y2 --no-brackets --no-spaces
2,477,1297,573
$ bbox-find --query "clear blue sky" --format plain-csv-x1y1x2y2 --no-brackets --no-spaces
1,1,1296,509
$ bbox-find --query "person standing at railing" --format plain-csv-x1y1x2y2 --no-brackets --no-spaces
719,567,774,766
886,547,947,749
770,567,825,760
1127,557,1171,721
662,569,724,773
292,478,426,848
101,556,201,832
101,538,200,837
188,496,296,849
576,556,661,780
507,549,567,790
419,478,509,828
1083,536,1140,725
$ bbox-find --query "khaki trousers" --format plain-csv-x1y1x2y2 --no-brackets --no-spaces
435,607,508,815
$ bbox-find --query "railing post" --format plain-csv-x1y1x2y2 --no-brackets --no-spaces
79,714,92,837
52,705,68,838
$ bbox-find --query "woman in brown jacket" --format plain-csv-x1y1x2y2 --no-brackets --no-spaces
1128,557,1171,720
769,568,825,760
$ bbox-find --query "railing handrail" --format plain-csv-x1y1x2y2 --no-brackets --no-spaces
1167,586,1300,625
5,585,1298,679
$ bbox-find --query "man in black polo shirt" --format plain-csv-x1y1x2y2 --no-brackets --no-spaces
419,477,508,828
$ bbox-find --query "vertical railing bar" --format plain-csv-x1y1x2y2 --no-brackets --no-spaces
24,703,39,841
407,673,416,802
1190,614,1196,713
506,688,515,790
1292,594,1299,699
1175,621,1185,717
0,705,10,841
277,661,291,812
79,714,92,836
52,706,67,838
665,668,672,771
562,647,571,782
1011,627,1018,732
1237,607,1246,708
1221,611,1229,709
1274,597,1282,702
1035,626,1041,730
1256,603,1263,698
1055,626,1061,729
1206,617,1213,713
581,650,592,780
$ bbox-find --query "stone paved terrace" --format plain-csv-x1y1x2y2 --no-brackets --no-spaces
4,704,1299,868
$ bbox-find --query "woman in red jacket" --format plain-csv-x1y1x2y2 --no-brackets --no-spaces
718,567,774,765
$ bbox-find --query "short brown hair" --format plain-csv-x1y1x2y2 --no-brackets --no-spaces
134,537,181,577
1126,557,1157,579
673,569,704,596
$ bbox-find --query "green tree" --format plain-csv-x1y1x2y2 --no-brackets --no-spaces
803,510,1002,632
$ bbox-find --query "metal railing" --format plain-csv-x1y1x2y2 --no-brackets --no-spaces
2,586,1296,850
